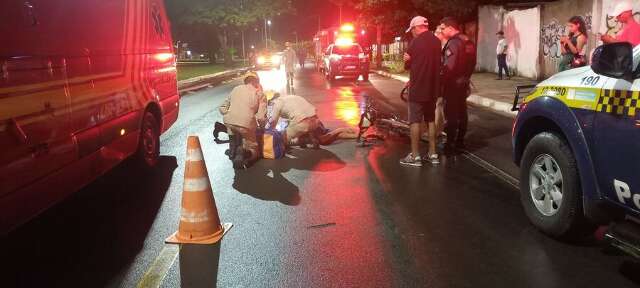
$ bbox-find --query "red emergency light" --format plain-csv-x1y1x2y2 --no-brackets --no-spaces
340,23,355,32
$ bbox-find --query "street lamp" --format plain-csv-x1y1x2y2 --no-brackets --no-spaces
267,20,272,49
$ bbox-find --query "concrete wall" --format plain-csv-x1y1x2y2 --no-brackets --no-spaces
540,0,594,78
476,5,504,73
476,5,541,79
599,0,640,36
504,7,541,79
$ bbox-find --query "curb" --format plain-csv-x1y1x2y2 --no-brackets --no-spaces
178,67,250,94
373,70,517,116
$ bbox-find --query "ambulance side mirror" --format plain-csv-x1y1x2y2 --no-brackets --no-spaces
591,43,634,81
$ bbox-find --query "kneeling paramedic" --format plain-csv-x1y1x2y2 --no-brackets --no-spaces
219,72,267,168
268,93,321,149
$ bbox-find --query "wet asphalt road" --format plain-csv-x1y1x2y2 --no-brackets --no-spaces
2,66,640,288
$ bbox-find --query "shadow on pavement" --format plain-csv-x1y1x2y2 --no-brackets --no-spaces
232,148,346,205
1,156,178,287
179,243,221,288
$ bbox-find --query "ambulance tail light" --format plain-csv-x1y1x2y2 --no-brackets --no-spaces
154,53,174,62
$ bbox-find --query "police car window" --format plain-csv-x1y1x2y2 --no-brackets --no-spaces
333,45,362,55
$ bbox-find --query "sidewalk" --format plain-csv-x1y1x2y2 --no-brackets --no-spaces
178,67,250,94
374,70,538,116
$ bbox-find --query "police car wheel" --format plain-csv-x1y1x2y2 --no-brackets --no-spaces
520,132,590,239
136,111,160,168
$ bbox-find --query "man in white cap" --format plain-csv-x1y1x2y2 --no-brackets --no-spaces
602,1,640,47
400,16,442,167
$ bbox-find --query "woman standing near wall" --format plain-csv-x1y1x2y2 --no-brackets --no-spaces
559,16,588,72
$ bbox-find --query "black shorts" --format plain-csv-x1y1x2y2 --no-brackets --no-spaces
408,100,436,124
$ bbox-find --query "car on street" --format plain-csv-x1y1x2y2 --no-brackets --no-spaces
512,43,640,257
0,0,179,234
321,42,370,82
255,51,282,70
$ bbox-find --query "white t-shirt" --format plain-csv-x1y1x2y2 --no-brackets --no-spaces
496,39,508,55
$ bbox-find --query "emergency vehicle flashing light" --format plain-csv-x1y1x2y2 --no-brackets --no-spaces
340,23,355,32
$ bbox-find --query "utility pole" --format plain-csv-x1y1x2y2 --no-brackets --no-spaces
241,30,246,64
264,18,268,49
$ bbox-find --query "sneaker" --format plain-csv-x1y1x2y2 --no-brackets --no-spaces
400,153,423,167
427,154,440,165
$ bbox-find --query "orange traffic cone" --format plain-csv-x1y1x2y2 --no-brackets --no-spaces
166,136,232,245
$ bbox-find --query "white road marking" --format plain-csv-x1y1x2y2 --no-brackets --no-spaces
136,245,179,288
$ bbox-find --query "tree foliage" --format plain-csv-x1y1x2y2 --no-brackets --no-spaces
165,0,293,64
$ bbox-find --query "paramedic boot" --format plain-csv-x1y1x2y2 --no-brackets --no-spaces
213,122,228,144
232,146,247,170
225,135,236,159
229,134,243,161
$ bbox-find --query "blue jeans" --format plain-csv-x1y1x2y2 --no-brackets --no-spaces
497,54,509,78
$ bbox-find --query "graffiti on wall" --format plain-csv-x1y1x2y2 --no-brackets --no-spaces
541,13,592,60
605,12,640,35
541,20,565,59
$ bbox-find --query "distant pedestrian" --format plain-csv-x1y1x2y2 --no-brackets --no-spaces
283,42,297,88
400,16,443,167
297,47,306,68
559,16,588,72
496,31,510,79
601,1,640,47
441,17,473,154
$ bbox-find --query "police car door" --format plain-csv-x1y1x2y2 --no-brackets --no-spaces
591,47,640,213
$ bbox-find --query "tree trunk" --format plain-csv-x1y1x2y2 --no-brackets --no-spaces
217,29,233,67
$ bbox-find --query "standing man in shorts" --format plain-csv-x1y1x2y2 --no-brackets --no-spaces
401,16,443,167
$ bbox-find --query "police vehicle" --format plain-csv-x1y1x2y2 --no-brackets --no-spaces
512,43,640,257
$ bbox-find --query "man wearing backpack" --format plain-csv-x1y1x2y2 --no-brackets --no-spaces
440,17,475,154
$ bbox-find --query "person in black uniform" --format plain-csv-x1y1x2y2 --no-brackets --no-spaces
400,16,443,167
440,17,470,154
